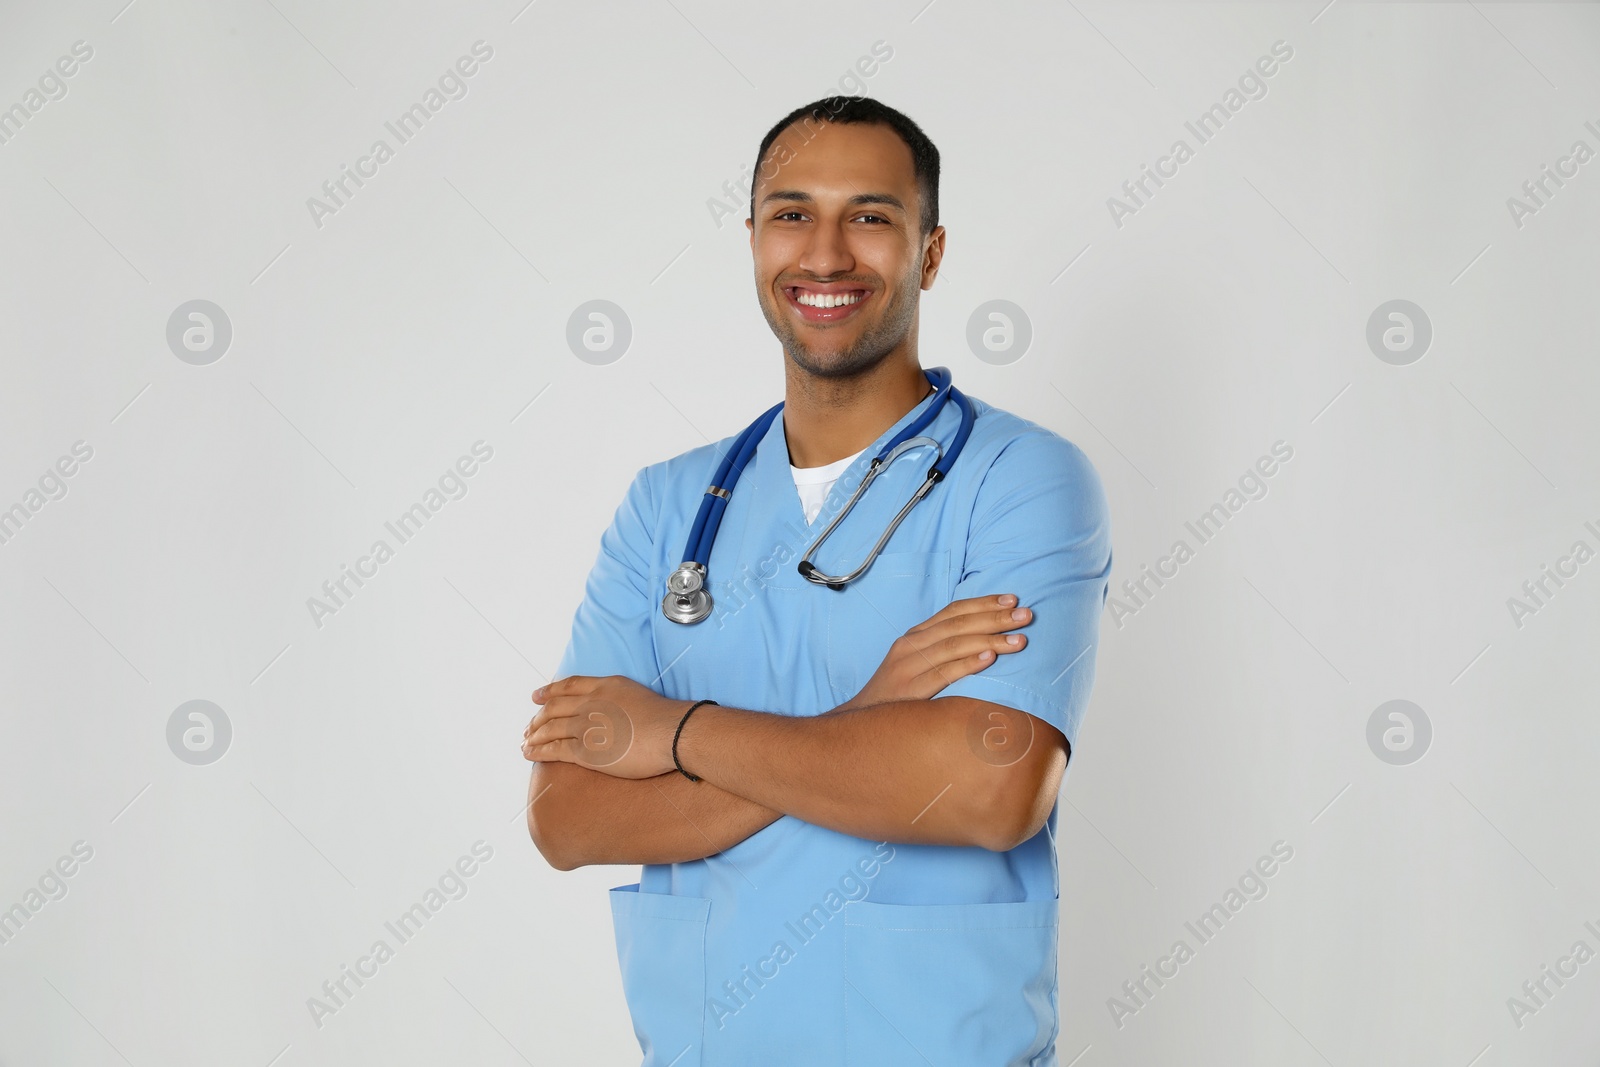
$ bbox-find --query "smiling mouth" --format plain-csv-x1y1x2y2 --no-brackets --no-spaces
783,285,873,323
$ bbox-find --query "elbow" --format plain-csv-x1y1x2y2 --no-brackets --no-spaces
529,823,581,871
526,767,588,871
976,803,1037,853
973,769,1062,853
971,715,1069,852
961,779,1033,852
528,810,586,871
544,849,586,873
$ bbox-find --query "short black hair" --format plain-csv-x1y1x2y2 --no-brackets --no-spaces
750,96,940,237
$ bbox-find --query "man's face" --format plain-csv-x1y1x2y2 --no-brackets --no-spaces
746,120,943,380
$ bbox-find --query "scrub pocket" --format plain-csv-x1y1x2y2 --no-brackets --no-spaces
842,897,1059,1067
609,883,711,1067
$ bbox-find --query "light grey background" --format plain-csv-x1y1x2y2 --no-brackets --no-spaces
2,1,1597,1064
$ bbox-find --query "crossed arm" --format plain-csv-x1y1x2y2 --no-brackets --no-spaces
525,760,781,871
525,596,1068,871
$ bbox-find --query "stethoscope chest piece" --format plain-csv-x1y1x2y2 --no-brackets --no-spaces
662,562,713,625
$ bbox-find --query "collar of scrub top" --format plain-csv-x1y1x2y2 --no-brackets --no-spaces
667,367,975,616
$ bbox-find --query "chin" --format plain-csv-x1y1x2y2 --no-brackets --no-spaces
791,345,889,381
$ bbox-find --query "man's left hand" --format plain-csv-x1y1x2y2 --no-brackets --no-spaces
523,675,692,780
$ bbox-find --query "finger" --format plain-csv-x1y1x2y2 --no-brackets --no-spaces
910,641,1019,694
528,694,585,731
533,676,599,704
945,631,1027,659
526,718,577,749
898,650,990,699
922,603,1033,641
903,593,1015,633
953,604,1030,639
871,623,1020,694
922,601,1030,641
904,593,1019,635
522,736,572,763
904,630,1027,669
521,703,566,739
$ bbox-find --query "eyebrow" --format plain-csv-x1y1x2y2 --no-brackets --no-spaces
759,190,907,213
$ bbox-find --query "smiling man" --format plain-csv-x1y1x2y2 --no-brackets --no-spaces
524,96,1113,1066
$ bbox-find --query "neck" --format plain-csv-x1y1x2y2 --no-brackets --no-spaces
782,354,930,469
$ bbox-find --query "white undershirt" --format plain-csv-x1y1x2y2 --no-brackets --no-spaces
791,446,868,524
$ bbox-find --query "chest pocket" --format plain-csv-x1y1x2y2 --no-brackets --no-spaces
825,549,952,706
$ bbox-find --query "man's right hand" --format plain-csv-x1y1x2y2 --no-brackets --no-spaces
837,593,1031,712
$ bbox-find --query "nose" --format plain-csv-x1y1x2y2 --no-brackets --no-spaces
796,217,854,279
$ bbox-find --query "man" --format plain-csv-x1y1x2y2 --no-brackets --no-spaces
524,96,1112,1066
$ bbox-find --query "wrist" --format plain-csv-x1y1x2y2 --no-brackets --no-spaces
673,699,717,781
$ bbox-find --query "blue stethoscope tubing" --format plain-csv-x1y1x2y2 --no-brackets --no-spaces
682,401,783,572
662,367,976,624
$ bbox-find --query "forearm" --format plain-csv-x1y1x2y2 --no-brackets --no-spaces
526,760,782,870
674,697,1028,849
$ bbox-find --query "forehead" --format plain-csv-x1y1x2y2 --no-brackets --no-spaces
754,120,917,204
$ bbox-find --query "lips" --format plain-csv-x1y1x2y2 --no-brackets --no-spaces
783,284,873,324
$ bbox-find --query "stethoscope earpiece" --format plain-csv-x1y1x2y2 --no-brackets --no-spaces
794,560,848,590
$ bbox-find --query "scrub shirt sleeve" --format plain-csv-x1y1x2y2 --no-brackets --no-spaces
554,464,661,687
936,430,1112,753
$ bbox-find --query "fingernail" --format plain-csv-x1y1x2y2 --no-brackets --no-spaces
1006,634,1021,645
979,650,993,661
999,594,1017,606
1011,608,1028,621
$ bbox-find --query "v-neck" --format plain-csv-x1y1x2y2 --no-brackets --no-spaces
752,369,950,531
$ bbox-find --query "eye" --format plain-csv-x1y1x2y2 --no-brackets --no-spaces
775,211,808,222
855,214,891,225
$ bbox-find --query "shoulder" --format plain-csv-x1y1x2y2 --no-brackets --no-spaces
953,393,1113,563
960,392,1105,500
645,435,735,483
629,433,741,510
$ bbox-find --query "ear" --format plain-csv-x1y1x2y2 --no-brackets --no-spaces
920,225,947,291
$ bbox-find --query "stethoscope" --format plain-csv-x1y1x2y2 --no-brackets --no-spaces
662,366,977,625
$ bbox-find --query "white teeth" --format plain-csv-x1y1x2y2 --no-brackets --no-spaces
795,290,862,308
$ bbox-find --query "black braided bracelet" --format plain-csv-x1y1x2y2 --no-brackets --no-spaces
673,699,717,781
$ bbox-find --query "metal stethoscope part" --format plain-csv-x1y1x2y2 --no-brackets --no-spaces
794,435,942,588
662,367,975,625
662,561,713,625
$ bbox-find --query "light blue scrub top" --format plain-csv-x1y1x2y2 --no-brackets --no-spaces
556,369,1113,1067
